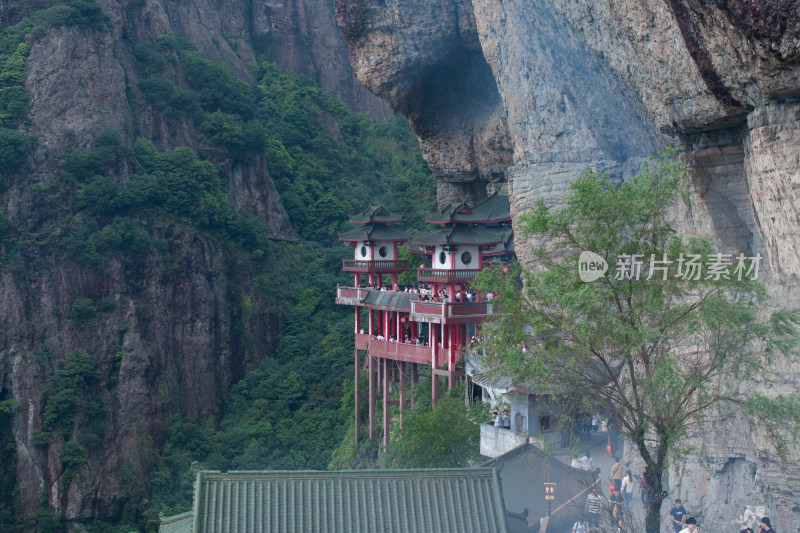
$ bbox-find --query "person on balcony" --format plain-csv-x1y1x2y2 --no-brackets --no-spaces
500,410,511,429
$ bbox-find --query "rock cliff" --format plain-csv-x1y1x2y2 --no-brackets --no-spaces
336,0,800,530
0,0,383,523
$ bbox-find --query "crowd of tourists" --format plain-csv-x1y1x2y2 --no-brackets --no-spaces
362,282,494,303
575,459,778,533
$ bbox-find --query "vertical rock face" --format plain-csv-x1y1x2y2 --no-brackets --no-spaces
337,0,800,529
3,238,278,519
251,0,392,119
0,0,381,521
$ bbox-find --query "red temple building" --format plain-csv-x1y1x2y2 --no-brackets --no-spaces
335,193,513,446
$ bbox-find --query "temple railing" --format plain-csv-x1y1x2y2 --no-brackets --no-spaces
410,301,492,322
356,333,465,367
342,259,409,273
417,267,481,283
335,287,371,304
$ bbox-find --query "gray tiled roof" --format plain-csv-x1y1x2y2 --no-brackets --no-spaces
362,290,415,310
338,225,411,242
470,192,511,222
349,205,405,224
425,203,487,224
425,192,510,225
171,469,512,533
413,226,505,247
158,511,193,533
482,444,595,533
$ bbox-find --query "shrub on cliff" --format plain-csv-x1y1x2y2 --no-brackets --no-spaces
42,348,101,435
41,0,110,31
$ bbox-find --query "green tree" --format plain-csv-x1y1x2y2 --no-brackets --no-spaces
475,150,800,533
387,386,488,468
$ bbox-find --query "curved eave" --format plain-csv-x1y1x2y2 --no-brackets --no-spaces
340,237,410,244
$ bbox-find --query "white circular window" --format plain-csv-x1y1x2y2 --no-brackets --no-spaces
360,246,367,257
439,251,447,265
378,246,388,258
461,251,472,265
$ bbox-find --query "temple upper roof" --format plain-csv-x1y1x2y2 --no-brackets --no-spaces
338,225,410,243
348,205,405,224
425,191,510,225
412,226,507,248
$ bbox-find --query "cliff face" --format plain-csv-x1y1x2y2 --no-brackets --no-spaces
3,234,278,519
336,0,800,530
0,0,382,522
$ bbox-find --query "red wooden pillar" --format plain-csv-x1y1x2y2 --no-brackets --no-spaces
411,363,418,407
368,355,375,441
354,308,360,444
383,357,390,447
448,324,456,389
354,346,360,444
399,361,406,425
431,324,439,407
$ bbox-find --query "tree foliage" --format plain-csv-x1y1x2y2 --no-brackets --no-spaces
387,385,488,469
475,150,800,533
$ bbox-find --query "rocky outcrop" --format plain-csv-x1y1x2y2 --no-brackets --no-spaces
337,0,800,530
335,0,512,206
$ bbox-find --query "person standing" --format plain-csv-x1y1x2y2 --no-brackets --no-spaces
580,451,595,472
585,489,602,527
679,517,699,533
609,487,624,521
639,474,648,506
610,457,625,492
668,499,686,533
620,471,634,508
760,517,775,533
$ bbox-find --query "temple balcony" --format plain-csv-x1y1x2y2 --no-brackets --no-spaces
356,333,466,368
335,286,372,305
342,259,409,274
480,423,530,458
417,266,480,284
410,300,492,324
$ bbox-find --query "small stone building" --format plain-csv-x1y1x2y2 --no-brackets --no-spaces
482,443,596,533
